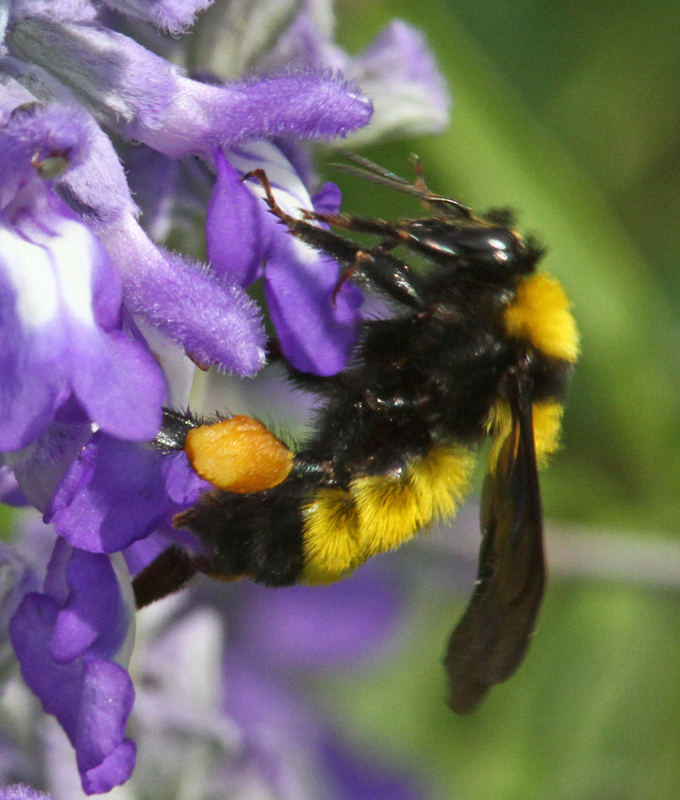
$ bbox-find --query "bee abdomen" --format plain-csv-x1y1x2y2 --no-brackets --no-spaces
300,442,475,584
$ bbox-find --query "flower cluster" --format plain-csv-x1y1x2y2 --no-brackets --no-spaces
0,517,427,800
0,0,449,794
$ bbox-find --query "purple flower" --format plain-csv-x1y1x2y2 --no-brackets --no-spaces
0,104,165,451
47,429,208,554
2,0,373,389
9,537,136,793
0,519,429,800
122,5,449,375
0,0,451,794
193,5,450,145
207,142,364,374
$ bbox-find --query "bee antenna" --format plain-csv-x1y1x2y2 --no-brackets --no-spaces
331,155,472,219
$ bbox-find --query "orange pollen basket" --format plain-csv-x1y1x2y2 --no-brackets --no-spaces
185,415,293,493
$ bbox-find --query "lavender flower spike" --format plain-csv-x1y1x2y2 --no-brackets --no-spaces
4,7,372,373
0,0,449,795
7,17,373,160
198,7,449,145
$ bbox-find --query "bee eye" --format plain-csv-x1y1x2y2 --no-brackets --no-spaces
449,227,531,277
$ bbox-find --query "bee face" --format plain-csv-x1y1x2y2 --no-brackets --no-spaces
416,220,530,269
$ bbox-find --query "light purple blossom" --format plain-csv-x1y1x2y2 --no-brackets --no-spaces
254,15,450,146
142,3,450,371
2,2,373,386
0,103,165,452
189,1,449,145
47,429,208,554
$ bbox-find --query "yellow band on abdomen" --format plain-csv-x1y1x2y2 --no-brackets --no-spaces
300,443,474,584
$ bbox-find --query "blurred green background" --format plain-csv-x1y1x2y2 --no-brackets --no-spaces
311,1,680,798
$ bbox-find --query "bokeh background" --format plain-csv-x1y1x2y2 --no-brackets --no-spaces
304,1,680,798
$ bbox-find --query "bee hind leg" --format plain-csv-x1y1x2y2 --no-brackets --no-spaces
132,545,198,609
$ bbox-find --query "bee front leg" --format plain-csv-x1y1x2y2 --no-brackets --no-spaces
244,169,428,310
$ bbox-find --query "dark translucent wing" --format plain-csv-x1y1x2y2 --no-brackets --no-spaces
330,154,472,218
444,375,545,714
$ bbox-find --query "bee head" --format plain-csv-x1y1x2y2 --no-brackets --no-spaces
451,226,541,283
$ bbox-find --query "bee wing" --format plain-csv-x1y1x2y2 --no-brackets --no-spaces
444,374,545,714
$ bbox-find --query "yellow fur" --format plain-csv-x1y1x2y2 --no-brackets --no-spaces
300,273,575,585
532,401,564,464
300,489,361,584
503,273,579,363
301,445,474,584
486,399,564,471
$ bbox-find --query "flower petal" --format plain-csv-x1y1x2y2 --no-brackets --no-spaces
225,140,363,374
129,71,373,158
75,658,136,791
49,432,172,553
102,0,211,33
264,247,362,375
50,548,129,663
343,20,450,145
8,19,176,131
0,212,165,446
9,591,136,794
206,149,269,287
101,216,266,374
79,737,137,795
70,328,165,441
6,422,93,513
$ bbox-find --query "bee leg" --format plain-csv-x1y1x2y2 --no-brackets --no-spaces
332,250,371,303
132,545,198,609
244,169,427,310
354,246,428,309
301,209,407,241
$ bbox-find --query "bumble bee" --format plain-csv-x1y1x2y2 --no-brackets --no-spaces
132,157,578,714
